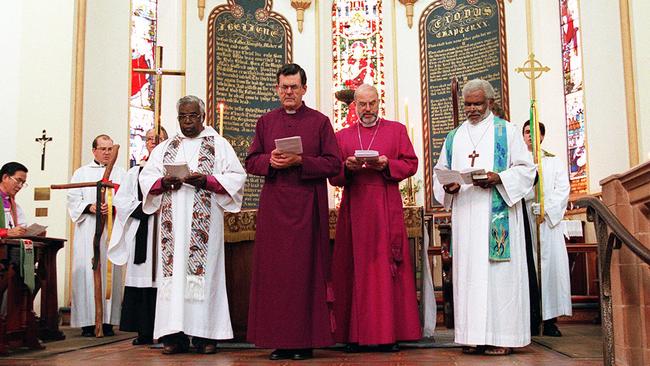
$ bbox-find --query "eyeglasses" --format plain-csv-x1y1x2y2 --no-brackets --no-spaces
9,176,28,187
278,84,302,93
177,113,202,121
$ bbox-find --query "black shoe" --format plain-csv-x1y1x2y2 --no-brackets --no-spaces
378,343,400,352
542,322,562,337
81,326,94,337
102,324,115,336
292,349,313,360
269,349,292,360
344,343,361,353
132,336,154,345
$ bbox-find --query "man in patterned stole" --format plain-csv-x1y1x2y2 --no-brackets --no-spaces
139,95,246,354
433,79,536,356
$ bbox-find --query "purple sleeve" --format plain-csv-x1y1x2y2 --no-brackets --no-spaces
328,131,349,187
245,117,274,177
301,118,342,179
204,175,227,194
149,178,165,195
383,124,418,181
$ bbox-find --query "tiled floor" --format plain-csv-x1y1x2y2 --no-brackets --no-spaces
0,325,603,366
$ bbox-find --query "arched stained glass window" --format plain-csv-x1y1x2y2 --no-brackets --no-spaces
559,0,588,195
331,0,386,132
129,0,158,167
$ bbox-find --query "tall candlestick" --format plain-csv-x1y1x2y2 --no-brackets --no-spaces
404,98,410,138
218,102,224,136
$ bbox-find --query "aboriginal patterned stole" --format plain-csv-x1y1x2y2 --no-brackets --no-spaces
160,135,216,300
444,117,511,261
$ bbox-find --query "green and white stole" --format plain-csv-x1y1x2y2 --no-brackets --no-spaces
159,135,216,300
445,117,511,261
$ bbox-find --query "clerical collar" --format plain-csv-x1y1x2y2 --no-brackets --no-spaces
93,160,106,168
284,103,305,115
468,112,493,127
358,116,380,128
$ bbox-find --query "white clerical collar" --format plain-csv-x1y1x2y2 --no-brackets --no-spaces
90,160,106,168
358,116,380,128
179,126,218,139
466,112,494,128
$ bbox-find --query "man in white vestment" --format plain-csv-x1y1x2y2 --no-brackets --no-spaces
433,79,536,355
522,121,572,337
139,95,246,354
67,135,126,337
108,127,168,345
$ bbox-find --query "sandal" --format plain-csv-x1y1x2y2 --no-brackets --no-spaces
484,346,512,356
462,345,485,354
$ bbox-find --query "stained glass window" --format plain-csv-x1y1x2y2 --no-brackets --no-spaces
331,0,385,132
129,0,158,167
559,0,588,195
331,0,385,205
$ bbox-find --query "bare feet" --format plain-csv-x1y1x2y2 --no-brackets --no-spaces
484,346,512,356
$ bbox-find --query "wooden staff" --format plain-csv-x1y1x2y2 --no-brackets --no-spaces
451,77,461,128
51,145,120,337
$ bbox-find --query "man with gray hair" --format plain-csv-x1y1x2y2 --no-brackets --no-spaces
139,95,246,354
433,79,536,355
329,84,421,352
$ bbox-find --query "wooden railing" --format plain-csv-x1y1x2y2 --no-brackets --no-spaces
575,196,650,366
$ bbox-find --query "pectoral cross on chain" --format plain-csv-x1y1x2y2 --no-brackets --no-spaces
468,150,479,167
35,129,53,170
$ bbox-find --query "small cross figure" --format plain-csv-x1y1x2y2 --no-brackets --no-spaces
468,150,480,167
35,129,53,171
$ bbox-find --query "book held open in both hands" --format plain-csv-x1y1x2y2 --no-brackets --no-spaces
164,162,191,179
354,149,379,162
274,136,303,154
434,167,488,185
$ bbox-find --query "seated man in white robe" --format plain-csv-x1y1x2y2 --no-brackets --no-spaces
139,95,246,354
434,79,536,356
108,127,168,345
522,121,572,337
67,135,126,337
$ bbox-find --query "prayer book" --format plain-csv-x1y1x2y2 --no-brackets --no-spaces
24,223,47,236
354,149,379,162
164,162,191,179
435,168,486,185
274,136,303,154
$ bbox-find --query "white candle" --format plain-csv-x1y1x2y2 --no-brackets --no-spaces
218,102,225,135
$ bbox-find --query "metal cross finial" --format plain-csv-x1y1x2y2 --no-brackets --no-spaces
515,53,550,100
35,129,53,170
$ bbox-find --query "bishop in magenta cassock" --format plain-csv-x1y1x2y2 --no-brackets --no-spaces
329,84,421,352
246,64,341,361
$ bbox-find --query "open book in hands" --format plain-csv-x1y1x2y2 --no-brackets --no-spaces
164,162,191,179
24,223,47,237
274,136,303,154
354,149,379,162
434,168,487,185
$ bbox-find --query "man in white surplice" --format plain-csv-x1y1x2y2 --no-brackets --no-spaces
434,79,536,355
108,127,168,346
522,121,572,337
67,135,126,337
139,95,246,355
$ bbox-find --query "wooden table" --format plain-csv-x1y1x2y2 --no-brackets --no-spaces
0,236,66,353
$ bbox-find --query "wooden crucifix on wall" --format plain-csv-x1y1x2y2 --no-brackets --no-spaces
35,130,53,171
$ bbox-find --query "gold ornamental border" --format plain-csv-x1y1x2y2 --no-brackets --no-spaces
224,206,423,243
205,0,293,125
418,0,509,214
